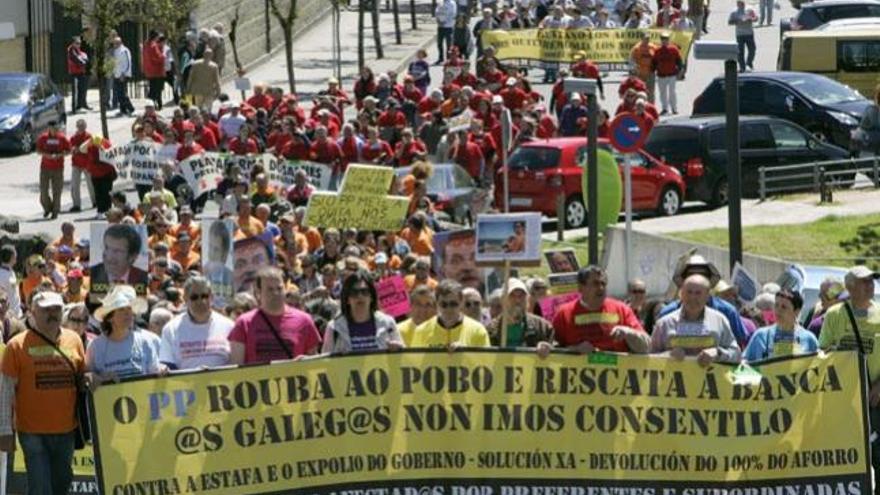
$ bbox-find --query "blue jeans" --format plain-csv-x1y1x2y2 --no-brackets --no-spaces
18,431,75,495
736,34,756,71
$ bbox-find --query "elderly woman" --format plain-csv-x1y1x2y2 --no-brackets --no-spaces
321,270,404,354
63,303,96,349
86,285,161,382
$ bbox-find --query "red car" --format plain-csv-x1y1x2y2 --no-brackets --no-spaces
495,137,687,228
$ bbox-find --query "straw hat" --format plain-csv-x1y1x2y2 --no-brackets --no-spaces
94,285,147,322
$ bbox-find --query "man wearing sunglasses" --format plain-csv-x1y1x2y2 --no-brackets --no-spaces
159,276,234,370
410,280,491,350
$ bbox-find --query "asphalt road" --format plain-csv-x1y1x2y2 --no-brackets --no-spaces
0,0,799,236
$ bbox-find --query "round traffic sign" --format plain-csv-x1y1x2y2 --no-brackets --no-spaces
608,112,649,153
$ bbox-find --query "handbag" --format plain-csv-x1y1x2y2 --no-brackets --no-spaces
31,330,90,450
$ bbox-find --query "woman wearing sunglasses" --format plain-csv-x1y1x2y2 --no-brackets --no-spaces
63,302,96,349
321,269,404,354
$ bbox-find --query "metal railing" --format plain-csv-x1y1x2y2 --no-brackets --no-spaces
758,156,880,201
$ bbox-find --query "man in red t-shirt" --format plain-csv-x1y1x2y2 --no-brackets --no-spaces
68,119,96,213
552,266,650,353
36,121,71,219
229,267,321,364
309,126,344,175
651,32,684,115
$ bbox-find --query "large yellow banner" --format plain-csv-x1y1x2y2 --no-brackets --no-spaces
481,28,695,64
89,351,869,494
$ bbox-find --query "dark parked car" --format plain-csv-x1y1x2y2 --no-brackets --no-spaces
395,163,482,225
642,115,850,205
0,73,66,154
692,72,869,150
782,0,880,29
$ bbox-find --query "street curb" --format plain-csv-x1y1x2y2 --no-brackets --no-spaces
392,31,439,77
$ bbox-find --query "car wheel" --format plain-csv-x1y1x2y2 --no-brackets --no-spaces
711,178,729,207
657,186,682,216
564,195,587,229
18,126,34,154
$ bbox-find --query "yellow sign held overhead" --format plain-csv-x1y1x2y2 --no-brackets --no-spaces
305,164,409,231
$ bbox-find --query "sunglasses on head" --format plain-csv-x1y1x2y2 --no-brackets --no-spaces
438,300,460,309
189,293,210,302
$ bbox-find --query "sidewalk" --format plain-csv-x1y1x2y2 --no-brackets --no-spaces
14,4,437,236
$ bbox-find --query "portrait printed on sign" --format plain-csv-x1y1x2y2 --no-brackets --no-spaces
544,249,580,274
433,229,486,295
475,213,542,263
89,222,149,300
203,219,235,308
234,235,274,293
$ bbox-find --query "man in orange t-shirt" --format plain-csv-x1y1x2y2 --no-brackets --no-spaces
0,291,85,494
235,196,266,240
629,32,658,103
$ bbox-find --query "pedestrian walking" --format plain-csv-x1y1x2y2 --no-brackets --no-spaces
0,291,85,495
435,0,458,64
36,121,70,220
629,32,657,103
110,36,135,116
68,119,96,213
652,32,683,115
729,0,758,72
759,0,774,25
142,30,166,110
66,36,90,113
185,49,222,112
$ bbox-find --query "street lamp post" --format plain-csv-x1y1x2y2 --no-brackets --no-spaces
694,41,742,271
563,78,599,264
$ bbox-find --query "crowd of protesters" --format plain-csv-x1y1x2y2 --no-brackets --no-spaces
20,1,876,494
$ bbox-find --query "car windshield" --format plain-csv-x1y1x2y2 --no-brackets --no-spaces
786,76,863,105
427,170,448,191
0,79,29,106
508,147,561,170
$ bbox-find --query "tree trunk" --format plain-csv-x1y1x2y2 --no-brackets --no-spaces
392,0,401,44
335,6,342,79
371,0,383,59
96,29,109,138
410,0,416,29
284,27,296,94
358,1,365,70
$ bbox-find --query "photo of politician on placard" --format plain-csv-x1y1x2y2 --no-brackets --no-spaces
203,219,235,308
89,222,149,299
475,213,542,263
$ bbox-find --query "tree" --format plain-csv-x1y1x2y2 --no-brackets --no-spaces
329,0,346,80
58,0,137,138
268,0,299,94
371,0,384,60
58,0,197,138
228,3,247,100
392,0,401,44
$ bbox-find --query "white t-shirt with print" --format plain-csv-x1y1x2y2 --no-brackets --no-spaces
159,311,234,370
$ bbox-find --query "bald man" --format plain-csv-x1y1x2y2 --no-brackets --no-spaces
651,274,741,366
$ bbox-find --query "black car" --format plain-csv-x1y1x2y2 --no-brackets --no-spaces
0,73,67,154
782,0,880,29
692,72,869,150
642,116,850,205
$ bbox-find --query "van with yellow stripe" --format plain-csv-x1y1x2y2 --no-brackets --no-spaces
778,29,880,99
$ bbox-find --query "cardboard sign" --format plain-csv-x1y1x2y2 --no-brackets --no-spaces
539,292,579,321
179,153,224,198
731,262,759,304
305,164,409,230
376,275,411,318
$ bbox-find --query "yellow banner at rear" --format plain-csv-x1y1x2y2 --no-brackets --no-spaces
482,28,694,64
89,351,870,495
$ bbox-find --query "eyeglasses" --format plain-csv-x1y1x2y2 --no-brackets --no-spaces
349,287,371,298
189,293,211,302
438,300,460,309
68,317,88,324
629,289,646,294
464,301,482,308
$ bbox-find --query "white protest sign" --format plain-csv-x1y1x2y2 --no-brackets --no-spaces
99,141,162,185
731,262,759,304
179,153,225,198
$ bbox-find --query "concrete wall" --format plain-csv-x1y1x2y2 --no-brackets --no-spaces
601,226,790,298
193,0,331,78
0,0,29,36
0,37,26,73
